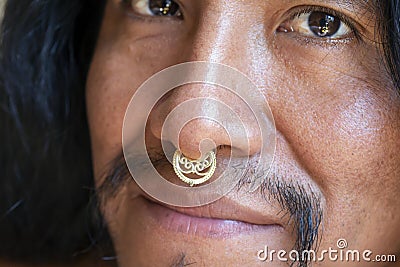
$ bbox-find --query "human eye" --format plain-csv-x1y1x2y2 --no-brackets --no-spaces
123,0,183,18
278,6,356,40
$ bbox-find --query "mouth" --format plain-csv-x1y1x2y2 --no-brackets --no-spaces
140,195,284,239
124,146,285,238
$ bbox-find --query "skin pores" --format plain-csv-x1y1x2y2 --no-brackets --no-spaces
86,1,400,266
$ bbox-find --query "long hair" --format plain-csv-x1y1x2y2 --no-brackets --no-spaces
381,0,400,90
0,0,106,263
0,0,399,264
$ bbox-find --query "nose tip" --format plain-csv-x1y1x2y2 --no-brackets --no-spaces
148,84,263,160
176,119,229,159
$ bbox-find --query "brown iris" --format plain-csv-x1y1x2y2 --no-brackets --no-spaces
149,0,180,16
308,11,341,37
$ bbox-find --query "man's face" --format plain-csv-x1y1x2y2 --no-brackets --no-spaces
86,0,400,266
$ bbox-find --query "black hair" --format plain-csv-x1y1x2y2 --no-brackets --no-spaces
0,0,106,263
0,0,399,265
381,0,400,90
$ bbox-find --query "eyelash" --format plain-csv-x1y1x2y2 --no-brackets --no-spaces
284,5,361,41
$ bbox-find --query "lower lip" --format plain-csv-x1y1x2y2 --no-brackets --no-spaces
141,197,280,239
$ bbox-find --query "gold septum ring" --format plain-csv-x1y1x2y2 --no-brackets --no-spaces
172,150,217,187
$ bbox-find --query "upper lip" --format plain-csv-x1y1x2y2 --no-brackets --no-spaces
144,194,283,226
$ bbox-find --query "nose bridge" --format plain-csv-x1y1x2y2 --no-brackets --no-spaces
186,1,256,67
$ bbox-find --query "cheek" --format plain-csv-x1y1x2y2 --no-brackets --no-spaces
266,42,400,248
270,36,400,191
86,50,130,178
85,26,185,180
313,91,400,195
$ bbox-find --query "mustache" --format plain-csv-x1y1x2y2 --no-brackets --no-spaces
97,150,323,267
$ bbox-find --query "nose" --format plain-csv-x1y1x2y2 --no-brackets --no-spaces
148,2,266,160
149,84,262,160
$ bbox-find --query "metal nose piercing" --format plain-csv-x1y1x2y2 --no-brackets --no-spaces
172,150,217,187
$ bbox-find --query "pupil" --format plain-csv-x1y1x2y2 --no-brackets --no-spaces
149,0,179,16
308,11,340,37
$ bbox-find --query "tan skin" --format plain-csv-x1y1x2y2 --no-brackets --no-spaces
7,0,398,266
0,258,116,267
83,0,400,266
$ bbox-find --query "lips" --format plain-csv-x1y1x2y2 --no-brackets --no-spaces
157,196,281,225
140,195,284,238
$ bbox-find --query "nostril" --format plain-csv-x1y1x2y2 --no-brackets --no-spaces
176,119,231,160
197,138,217,160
